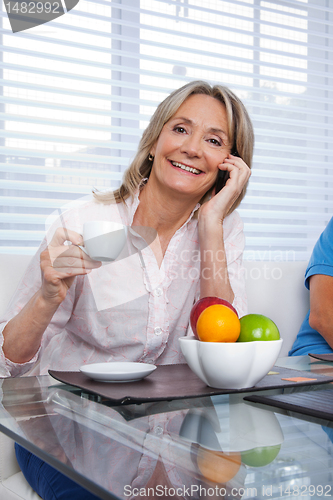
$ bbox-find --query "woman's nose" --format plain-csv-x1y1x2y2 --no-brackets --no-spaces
180,133,202,157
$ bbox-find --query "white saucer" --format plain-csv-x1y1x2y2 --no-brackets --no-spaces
79,362,157,382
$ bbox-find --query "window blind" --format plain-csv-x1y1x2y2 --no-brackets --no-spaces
0,0,332,260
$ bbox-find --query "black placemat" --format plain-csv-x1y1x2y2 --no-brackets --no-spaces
244,388,333,421
49,364,333,405
309,353,333,362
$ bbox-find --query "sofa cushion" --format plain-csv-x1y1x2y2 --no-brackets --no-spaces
0,472,41,500
0,433,21,481
0,254,32,317
244,261,309,356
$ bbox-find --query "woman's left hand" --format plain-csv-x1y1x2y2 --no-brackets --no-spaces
199,154,251,224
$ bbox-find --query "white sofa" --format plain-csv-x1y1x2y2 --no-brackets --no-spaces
0,255,42,500
0,255,310,499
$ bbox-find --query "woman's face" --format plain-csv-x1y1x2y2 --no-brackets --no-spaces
150,94,231,200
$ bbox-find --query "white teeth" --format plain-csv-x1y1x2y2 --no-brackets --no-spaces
171,161,201,175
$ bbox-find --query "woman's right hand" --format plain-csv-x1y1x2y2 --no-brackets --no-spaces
40,227,102,306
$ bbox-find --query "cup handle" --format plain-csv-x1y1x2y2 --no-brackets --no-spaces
74,244,89,256
75,245,104,264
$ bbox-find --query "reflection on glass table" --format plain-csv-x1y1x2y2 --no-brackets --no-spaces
0,356,333,499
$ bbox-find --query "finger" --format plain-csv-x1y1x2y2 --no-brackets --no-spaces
42,248,101,276
223,158,251,183
217,162,233,174
52,254,102,271
214,166,249,204
218,162,238,179
52,258,101,270
50,227,83,247
49,243,101,267
55,244,99,263
228,154,251,175
238,163,251,183
49,266,94,278
223,158,242,171
52,260,101,272
42,264,94,285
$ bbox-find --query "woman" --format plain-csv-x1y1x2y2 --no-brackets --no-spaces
1,80,253,375
0,80,253,499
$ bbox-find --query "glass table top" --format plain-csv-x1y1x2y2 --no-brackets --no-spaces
1,356,333,500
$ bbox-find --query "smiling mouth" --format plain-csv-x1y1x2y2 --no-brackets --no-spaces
170,161,202,175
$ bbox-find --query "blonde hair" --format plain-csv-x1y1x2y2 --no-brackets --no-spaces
94,80,254,212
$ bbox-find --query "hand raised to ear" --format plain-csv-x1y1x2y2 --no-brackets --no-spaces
200,154,251,223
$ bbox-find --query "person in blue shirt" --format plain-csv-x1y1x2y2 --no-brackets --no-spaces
289,217,333,356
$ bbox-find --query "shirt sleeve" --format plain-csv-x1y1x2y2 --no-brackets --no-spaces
223,210,247,318
0,203,88,378
0,239,47,377
0,234,79,378
305,217,333,290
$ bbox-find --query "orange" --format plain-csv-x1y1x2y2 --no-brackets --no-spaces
196,304,240,342
197,447,241,483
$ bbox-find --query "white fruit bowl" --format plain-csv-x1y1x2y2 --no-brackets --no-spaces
179,337,283,389
179,397,284,452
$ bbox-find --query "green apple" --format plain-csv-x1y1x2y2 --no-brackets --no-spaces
241,444,281,467
238,314,280,342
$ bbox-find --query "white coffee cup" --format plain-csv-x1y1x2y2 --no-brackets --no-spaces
81,221,127,262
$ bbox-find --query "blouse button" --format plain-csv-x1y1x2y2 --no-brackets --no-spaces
154,327,162,336
155,287,163,297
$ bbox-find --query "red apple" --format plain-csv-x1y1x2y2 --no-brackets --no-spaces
190,297,238,338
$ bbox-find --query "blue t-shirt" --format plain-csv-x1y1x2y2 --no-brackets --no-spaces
289,217,333,356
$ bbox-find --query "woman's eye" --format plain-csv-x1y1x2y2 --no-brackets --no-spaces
208,138,222,146
174,126,186,134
